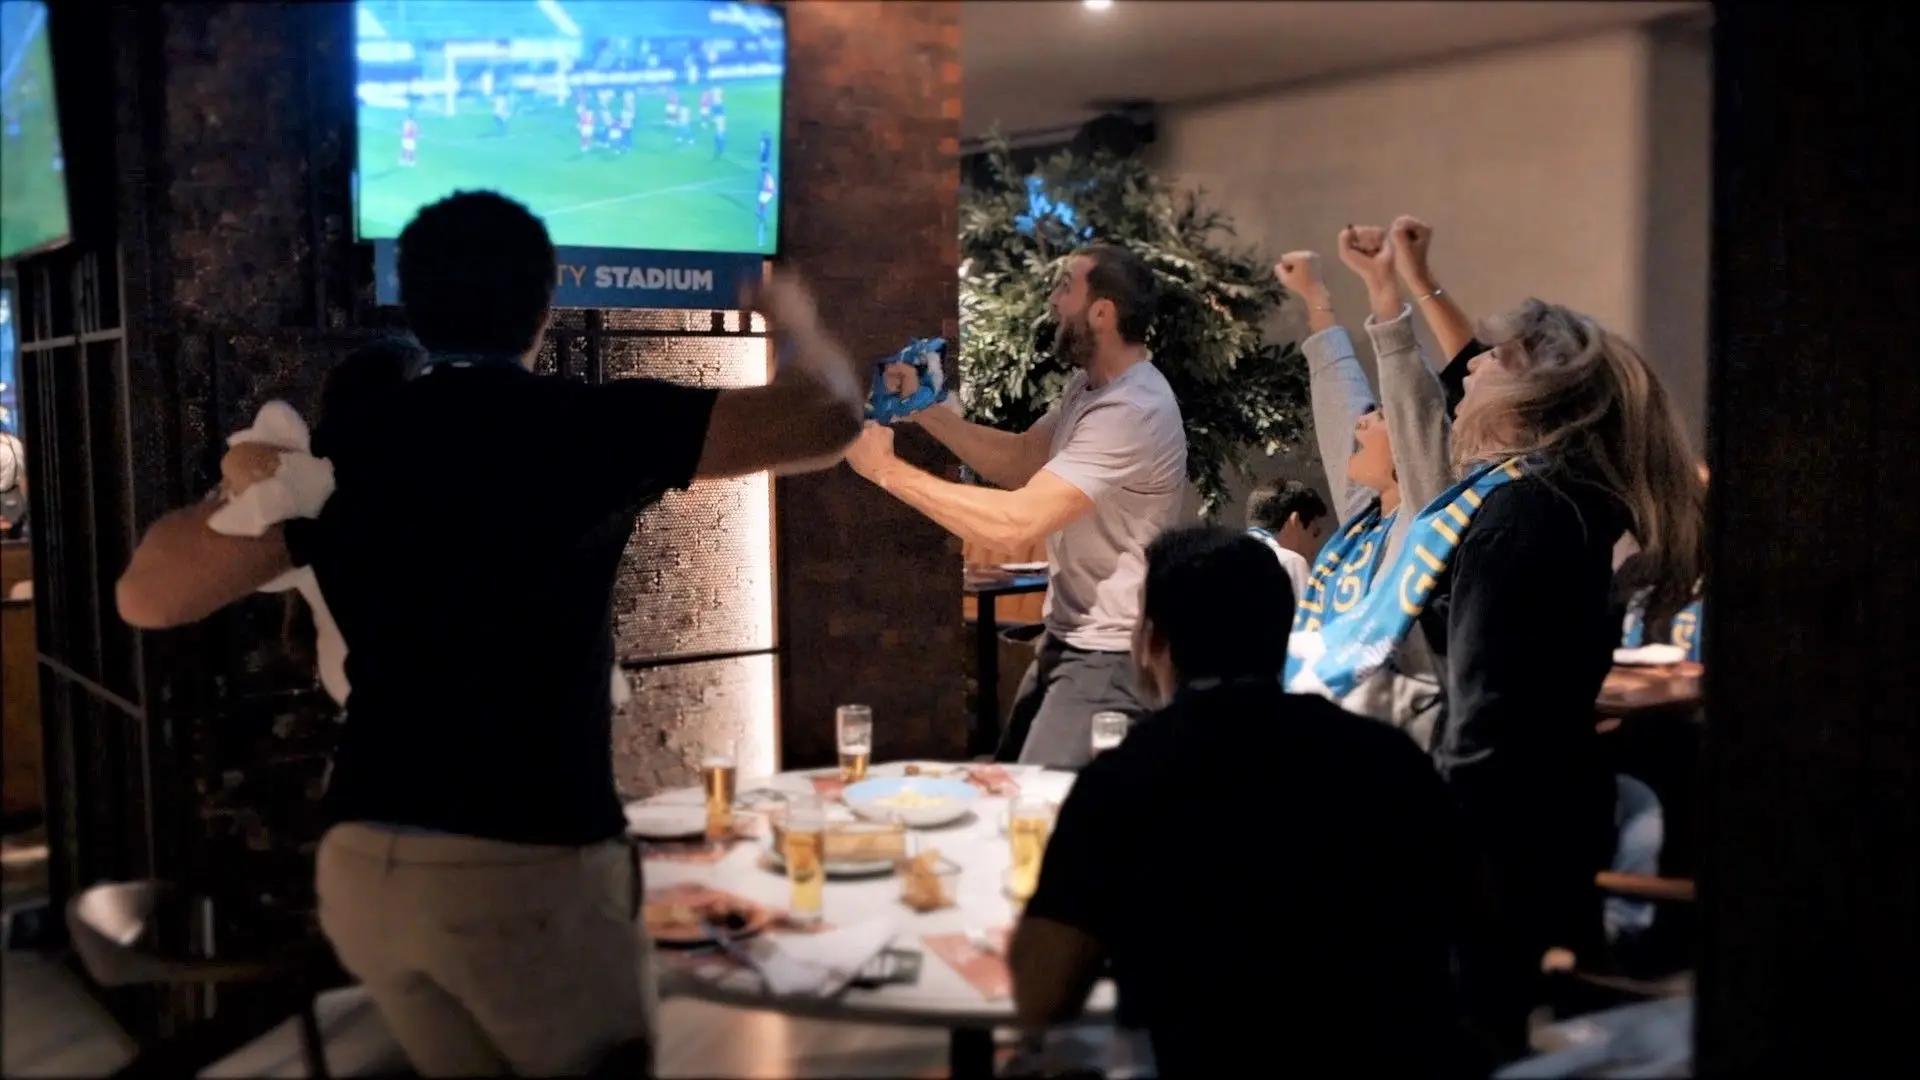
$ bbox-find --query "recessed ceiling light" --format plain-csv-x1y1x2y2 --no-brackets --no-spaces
1084,0,1113,11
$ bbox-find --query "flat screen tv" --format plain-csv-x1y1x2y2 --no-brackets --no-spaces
353,0,785,256
0,0,71,260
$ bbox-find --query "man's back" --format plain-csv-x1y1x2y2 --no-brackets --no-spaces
1026,680,1479,1074
289,362,716,845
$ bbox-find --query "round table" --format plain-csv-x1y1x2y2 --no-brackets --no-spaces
631,762,1116,1078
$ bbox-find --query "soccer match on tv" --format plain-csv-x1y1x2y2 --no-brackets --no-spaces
353,0,784,256
0,0,71,260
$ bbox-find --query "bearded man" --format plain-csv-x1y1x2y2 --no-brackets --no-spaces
843,244,1188,767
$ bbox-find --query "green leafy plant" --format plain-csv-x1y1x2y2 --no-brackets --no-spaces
958,134,1309,516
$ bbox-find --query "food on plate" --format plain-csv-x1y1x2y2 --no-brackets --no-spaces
874,788,948,810
771,819,907,864
644,899,752,938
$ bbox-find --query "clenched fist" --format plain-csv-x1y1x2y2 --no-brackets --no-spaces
1337,225,1395,287
1390,215,1435,288
1273,251,1325,297
220,443,284,498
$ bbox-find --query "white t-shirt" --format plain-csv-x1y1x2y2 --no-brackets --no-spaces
1035,360,1187,652
1250,530,1312,601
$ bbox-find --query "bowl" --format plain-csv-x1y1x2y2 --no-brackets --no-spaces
842,776,979,828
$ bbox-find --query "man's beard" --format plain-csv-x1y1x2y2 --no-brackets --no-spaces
1053,314,1095,368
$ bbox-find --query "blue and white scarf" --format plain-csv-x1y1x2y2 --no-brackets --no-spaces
1622,595,1703,663
1290,503,1397,636
1286,457,1532,700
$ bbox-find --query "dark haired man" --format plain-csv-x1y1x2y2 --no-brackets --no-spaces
843,244,1187,768
116,190,870,1076
1245,477,1331,599
1009,526,1483,1077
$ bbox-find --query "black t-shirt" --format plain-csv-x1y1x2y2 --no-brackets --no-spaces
286,361,718,846
1023,680,1484,1076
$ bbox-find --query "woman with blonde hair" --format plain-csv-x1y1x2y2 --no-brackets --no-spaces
1443,302,1705,1054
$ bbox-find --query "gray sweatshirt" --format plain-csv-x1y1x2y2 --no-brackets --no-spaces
1297,306,1453,749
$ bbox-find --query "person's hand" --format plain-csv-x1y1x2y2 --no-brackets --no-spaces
1390,215,1436,293
743,270,821,339
843,421,898,481
220,443,284,498
880,362,924,424
1336,225,1395,288
1273,251,1326,298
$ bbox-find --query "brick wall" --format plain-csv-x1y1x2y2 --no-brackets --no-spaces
775,1,966,767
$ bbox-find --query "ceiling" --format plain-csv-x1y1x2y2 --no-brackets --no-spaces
962,0,1704,141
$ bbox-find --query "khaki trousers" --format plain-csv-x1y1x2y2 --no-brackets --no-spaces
316,823,659,1077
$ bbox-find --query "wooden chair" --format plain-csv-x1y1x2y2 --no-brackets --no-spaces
1543,872,1697,1018
67,880,346,1079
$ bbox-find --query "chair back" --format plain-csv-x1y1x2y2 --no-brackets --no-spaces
66,881,269,987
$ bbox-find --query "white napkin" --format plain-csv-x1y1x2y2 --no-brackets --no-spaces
208,401,336,538
1613,644,1687,667
207,402,350,705
744,918,897,997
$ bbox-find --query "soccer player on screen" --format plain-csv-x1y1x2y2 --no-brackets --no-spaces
576,100,594,155
492,93,510,136
400,113,418,167
757,168,776,248
674,101,694,147
664,88,679,128
710,87,726,159
759,131,773,169
699,88,712,127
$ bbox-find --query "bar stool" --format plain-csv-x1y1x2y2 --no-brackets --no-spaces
66,880,342,1079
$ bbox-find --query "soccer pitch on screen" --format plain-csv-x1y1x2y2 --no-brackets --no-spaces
0,0,72,260
353,0,784,255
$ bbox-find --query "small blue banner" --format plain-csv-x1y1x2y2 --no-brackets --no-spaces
373,242,764,312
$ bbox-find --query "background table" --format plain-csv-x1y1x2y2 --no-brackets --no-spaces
634,763,1113,1078
963,570,1048,757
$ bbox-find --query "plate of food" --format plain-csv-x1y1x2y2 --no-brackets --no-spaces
842,776,980,828
624,802,708,840
1614,644,1687,667
642,886,776,948
762,818,906,877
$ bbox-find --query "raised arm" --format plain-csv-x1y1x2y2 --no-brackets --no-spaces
117,498,294,629
695,274,871,480
1392,216,1483,374
1343,220,1454,514
1275,251,1377,525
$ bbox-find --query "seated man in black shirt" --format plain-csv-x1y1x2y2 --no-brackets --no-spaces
115,191,870,1076
1009,525,1486,1077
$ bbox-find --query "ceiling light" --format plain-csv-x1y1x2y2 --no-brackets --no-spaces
1084,0,1113,10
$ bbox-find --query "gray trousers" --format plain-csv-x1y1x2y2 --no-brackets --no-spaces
996,633,1150,768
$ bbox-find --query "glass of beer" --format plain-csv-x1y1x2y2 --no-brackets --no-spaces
1090,711,1130,756
783,793,827,927
702,736,738,842
837,704,873,783
1006,795,1053,903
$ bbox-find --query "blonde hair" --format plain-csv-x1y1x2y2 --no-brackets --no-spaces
1452,299,1705,623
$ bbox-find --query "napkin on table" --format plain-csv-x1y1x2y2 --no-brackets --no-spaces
744,918,898,997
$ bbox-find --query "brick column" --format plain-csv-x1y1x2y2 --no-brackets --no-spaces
776,1,965,767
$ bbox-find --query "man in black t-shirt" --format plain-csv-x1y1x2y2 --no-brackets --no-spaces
116,191,870,1076
1009,526,1487,1077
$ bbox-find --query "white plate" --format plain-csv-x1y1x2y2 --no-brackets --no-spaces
1614,644,1686,667
997,562,1047,573
843,777,980,828
760,841,897,878
624,803,709,840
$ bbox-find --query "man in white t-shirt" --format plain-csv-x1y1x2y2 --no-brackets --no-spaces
1244,478,1331,601
844,244,1188,767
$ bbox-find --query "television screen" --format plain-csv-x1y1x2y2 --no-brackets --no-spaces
0,0,71,260
354,0,784,256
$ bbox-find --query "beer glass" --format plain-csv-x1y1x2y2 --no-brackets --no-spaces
783,793,827,927
701,736,738,842
1006,795,1053,903
1090,711,1130,755
837,704,873,783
